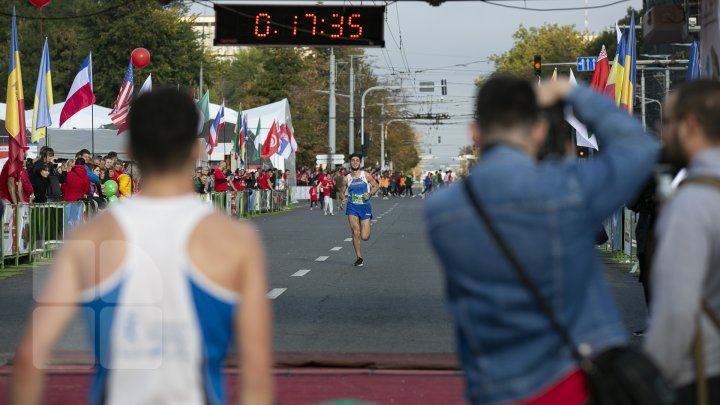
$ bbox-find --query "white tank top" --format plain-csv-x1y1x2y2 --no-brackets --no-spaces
79,195,239,405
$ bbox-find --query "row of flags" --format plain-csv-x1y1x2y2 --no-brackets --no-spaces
4,8,153,176
543,15,639,152
198,94,299,167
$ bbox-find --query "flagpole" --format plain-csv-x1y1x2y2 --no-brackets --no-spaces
91,104,95,156
223,123,227,163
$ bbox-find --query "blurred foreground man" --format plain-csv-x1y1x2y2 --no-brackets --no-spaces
10,88,274,405
644,80,720,404
425,76,658,405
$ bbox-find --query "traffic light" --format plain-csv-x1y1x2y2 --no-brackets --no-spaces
577,146,589,159
362,132,370,156
534,55,542,77
441,79,447,96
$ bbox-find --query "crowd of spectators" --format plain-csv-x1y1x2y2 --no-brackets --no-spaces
0,147,137,206
193,163,289,195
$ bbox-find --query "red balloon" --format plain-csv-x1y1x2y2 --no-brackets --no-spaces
29,0,51,7
131,48,150,69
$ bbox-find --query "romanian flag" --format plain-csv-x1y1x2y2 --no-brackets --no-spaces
6,8,27,176
604,28,627,106
31,38,53,143
619,15,636,113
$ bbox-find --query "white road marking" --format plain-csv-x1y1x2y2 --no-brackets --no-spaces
344,238,352,242
315,256,329,261
372,220,378,223
266,288,287,299
292,270,311,277
330,247,342,251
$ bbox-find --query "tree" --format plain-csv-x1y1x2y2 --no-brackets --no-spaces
86,1,204,106
489,24,587,78
0,0,205,107
218,47,419,170
384,121,419,171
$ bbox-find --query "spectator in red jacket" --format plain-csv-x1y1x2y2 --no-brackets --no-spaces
61,158,91,202
214,161,229,192
309,180,319,210
19,166,33,203
111,160,125,182
232,169,245,192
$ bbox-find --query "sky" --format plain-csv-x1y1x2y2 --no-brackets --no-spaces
190,0,643,170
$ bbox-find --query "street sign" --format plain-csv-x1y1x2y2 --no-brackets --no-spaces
315,154,345,160
316,154,345,166
419,81,435,92
576,57,597,72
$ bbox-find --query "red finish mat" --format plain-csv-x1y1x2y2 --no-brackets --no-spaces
0,366,465,405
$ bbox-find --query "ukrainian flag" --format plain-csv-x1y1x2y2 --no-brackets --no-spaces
619,15,636,113
32,38,53,143
604,30,626,106
6,7,27,174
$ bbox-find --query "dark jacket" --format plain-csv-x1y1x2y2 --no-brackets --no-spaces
61,165,91,202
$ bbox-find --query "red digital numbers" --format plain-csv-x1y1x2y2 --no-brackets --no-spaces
256,11,364,40
254,13,271,37
348,14,363,38
304,13,317,36
330,13,344,38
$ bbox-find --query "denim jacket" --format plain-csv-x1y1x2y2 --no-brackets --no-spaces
424,85,659,405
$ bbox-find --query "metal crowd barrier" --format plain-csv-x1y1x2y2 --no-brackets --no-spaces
0,201,95,269
0,190,292,269
204,189,291,218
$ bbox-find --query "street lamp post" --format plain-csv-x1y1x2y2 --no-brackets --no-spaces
361,85,402,165
382,118,406,172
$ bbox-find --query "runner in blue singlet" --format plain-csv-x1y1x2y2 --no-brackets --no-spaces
341,153,379,267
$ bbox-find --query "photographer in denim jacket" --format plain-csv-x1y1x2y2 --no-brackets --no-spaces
424,76,659,405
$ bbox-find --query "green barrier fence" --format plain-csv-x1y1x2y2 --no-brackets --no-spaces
0,189,292,269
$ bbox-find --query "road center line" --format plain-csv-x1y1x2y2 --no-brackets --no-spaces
344,238,352,242
315,256,329,261
292,270,311,277
330,247,342,251
266,288,287,299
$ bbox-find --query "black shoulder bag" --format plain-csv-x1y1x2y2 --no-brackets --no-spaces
462,179,675,405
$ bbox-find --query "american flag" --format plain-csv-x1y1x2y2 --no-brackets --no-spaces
109,60,134,128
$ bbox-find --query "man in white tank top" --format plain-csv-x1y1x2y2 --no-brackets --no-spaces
10,89,274,405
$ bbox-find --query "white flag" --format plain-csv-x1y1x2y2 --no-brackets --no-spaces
566,69,599,150
139,74,152,96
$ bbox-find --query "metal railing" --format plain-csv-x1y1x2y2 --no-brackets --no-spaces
0,189,292,269
202,189,291,218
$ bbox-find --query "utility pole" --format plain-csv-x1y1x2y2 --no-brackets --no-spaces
380,102,385,172
349,56,355,155
200,23,205,94
641,68,646,129
328,48,336,168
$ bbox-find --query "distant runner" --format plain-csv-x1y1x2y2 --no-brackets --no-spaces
341,153,379,267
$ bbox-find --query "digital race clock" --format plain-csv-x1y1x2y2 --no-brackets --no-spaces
213,4,386,47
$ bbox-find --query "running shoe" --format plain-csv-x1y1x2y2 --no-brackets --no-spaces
353,257,364,267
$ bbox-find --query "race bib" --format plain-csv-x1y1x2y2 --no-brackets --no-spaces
351,194,365,204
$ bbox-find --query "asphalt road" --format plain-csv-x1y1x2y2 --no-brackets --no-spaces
0,193,648,365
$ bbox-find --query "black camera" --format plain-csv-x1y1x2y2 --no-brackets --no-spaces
537,102,572,161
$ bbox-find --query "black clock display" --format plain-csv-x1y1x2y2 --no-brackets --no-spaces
214,4,386,47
